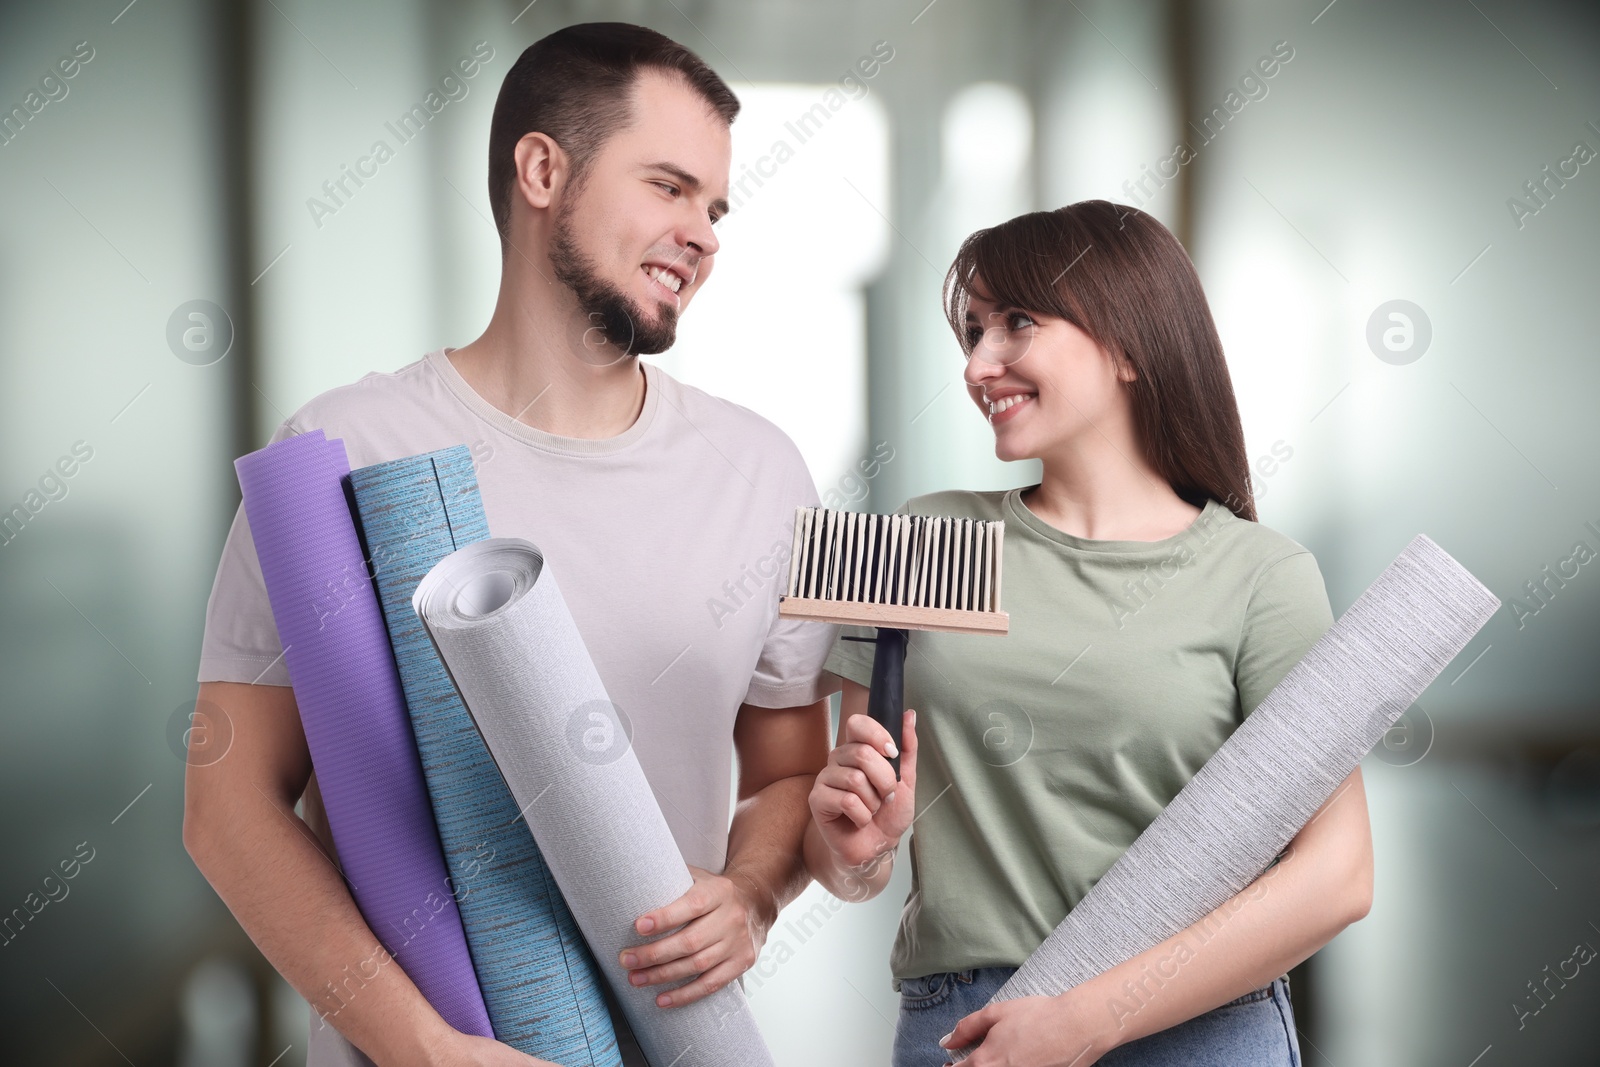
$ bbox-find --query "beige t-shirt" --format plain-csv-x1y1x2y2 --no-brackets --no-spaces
198,347,840,1064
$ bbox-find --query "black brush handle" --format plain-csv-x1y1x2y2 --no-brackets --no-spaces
865,627,908,780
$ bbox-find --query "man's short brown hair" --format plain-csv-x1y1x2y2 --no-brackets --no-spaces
487,22,739,246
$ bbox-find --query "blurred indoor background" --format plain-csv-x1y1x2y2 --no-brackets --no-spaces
1,0,1597,1063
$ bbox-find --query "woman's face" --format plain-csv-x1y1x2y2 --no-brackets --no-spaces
960,280,1136,463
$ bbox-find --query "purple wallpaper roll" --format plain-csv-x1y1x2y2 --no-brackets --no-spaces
235,429,491,1039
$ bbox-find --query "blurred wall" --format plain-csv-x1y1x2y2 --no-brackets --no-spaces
1,0,1596,1064
1181,4,1600,1064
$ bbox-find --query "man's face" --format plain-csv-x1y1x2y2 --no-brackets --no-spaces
549,68,732,358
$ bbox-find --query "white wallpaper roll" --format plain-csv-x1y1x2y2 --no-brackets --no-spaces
950,533,1500,1060
413,538,774,1067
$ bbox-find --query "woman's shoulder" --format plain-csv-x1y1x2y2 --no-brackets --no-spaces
1206,501,1321,574
899,487,1010,520
1200,502,1332,613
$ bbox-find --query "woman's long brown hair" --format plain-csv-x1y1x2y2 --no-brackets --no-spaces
943,200,1258,523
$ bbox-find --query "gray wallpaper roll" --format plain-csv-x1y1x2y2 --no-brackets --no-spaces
950,533,1500,1060
412,538,774,1067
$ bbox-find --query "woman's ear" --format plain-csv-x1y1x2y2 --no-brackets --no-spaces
1114,351,1138,383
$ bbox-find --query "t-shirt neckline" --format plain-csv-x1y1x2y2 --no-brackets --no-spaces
425,346,659,456
1004,488,1224,554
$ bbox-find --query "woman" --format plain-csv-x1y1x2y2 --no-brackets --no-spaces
802,201,1373,1067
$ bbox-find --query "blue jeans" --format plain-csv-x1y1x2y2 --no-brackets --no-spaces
892,967,1300,1067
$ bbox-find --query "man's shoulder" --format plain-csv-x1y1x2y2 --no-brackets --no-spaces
270,352,464,465
284,353,437,431
649,362,807,469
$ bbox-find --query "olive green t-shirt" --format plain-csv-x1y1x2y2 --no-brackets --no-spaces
823,488,1336,985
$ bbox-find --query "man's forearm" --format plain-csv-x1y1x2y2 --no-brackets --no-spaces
186,787,454,1066
722,774,817,927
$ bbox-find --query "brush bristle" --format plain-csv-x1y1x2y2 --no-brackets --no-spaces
783,507,1005,615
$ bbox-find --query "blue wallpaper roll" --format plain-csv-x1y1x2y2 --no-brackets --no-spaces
348,447,621,1065
235,430,492,1039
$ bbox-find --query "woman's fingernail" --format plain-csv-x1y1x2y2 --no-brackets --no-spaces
630,972,648,985
938,1030,954,1047
885,741,899,757
621,952,637,967
885,791,895,804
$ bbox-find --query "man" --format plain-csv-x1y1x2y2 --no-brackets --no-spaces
183,23,840,1067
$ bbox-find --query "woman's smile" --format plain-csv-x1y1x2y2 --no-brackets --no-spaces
985,390,1037,424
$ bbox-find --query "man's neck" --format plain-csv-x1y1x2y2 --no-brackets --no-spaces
448,288,648,440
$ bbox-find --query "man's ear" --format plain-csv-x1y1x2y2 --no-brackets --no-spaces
512,132,566,213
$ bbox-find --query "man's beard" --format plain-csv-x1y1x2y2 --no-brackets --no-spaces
549,205,679,359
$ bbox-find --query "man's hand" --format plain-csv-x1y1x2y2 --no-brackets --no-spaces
613,694,829,1009
618,865,771,1008
809,709,918,871
427,1032,561,1067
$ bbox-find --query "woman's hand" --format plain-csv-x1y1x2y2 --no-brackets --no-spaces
808,709,918,875
939,990,1111,1067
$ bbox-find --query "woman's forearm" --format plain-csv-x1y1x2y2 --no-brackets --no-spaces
1074,845,1356,1051
802,818,896,902
1067,771,1374,1054
804,678,907,902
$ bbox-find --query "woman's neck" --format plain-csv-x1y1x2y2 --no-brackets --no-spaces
1023,448,1199,542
